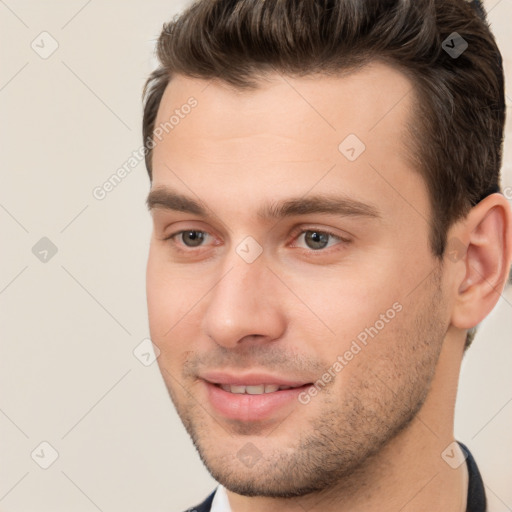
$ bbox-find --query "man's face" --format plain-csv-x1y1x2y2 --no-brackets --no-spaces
146,63,451,497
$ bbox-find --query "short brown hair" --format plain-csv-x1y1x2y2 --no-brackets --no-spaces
142,0,505,348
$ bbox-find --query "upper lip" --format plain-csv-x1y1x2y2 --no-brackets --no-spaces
200,371,311,387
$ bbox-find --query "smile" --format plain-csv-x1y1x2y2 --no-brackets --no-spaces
217,384,299,394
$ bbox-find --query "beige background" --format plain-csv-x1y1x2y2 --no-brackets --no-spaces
1,1,511,511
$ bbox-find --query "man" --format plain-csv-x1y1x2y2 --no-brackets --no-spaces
142,0,511,510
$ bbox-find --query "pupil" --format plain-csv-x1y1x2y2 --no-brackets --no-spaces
306,231,328,250
183,231,204,247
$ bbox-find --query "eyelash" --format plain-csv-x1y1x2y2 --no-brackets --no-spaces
162,227,350,255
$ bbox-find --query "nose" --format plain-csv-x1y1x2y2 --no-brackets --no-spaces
201,253,287,349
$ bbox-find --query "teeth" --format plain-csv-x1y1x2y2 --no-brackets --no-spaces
246,385,265,394
229,385,247,394
218,384,293,394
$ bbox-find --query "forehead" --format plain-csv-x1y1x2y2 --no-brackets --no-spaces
152,61,415,169
156,61,413,129
149,62,426,225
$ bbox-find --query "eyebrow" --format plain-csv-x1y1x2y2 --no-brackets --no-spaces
146,186,381,221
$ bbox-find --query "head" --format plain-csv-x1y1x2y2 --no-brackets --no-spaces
143,0,511,500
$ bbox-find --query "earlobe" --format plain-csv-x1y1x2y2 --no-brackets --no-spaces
450,193,512,331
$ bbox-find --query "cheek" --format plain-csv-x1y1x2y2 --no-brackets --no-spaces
291,266,404,347
146,250,188,343
146,245,186,312
146,251,206,368
146,254,169,330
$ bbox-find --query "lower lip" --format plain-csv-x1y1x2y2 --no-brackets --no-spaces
204,381,312,421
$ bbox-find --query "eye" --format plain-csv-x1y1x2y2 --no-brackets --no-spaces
291,228,348,251
162,227,349,255
164,230,212,248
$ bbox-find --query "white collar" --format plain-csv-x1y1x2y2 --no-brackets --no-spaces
211,484,232,512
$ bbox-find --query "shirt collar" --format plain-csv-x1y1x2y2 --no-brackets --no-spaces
211,484,232,512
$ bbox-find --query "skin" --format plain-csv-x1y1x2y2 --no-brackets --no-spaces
145,62,512,512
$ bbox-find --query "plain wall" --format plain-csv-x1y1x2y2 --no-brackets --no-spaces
1,1,511,510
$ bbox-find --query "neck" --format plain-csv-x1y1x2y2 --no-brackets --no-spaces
226,332,468,512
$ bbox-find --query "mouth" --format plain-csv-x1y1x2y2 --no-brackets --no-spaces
214,383,305,394
201,375,313,421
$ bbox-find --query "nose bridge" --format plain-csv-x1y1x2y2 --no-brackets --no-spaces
202,247,286,347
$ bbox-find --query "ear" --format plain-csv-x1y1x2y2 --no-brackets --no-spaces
449,193,512,332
